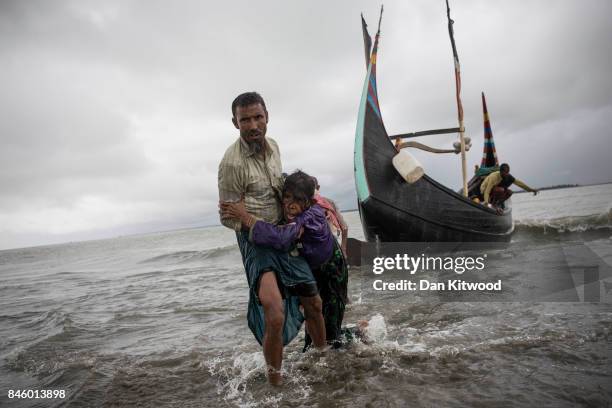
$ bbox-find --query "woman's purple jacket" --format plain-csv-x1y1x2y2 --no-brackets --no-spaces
250,204,334,270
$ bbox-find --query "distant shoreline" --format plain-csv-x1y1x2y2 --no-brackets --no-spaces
536,183,580,191
514,183,579,193
515,180,612,193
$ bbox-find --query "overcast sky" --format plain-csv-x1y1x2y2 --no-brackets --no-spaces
1,0,611,250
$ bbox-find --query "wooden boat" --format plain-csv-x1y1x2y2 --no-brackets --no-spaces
355,5,513,242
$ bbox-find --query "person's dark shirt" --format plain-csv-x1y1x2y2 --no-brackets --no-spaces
499,174,516,189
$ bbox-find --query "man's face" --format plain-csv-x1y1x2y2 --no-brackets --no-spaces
501,167,510,177
233,103,268,150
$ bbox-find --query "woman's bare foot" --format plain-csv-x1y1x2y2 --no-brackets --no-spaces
267,366,282,386
357,319,369,331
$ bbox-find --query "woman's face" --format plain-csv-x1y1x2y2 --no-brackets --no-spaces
282,192,307,220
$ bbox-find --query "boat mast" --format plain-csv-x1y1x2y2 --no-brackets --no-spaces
445,0,468,197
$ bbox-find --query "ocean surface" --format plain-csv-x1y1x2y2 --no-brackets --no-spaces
1,184,611,407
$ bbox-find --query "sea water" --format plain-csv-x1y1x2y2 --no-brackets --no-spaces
1,184,611,407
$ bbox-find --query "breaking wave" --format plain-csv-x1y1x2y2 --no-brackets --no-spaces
140,244,238,265
515,208,612,234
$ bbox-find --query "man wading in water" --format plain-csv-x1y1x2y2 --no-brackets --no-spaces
217,92,326,385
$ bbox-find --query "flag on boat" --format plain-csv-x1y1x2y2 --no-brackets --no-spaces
361,14,372,70
480,92,499,168
364,6,383,121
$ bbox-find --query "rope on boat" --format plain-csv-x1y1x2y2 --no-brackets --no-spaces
398,138,472,154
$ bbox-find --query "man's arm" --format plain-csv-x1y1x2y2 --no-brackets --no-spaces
218,161,244,231
513,179,538,194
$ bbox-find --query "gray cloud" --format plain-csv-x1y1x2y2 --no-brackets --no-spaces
0,0,611,249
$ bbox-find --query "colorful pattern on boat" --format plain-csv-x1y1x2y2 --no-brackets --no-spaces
354,62,372,203
355,10,384,204
481,92,499,168
367,34,382,120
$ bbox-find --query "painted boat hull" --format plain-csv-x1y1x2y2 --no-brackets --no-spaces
355,62,513,243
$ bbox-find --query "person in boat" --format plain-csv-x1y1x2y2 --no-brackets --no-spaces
217,92,326,386
221,170,350,351
480,163,538,209
311,177,349,257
